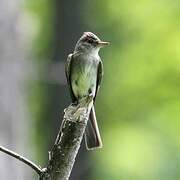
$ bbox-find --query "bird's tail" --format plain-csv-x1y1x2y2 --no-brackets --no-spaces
85,105,102,150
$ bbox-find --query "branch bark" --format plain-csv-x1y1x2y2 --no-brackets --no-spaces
40,95,93,180
0,95,93,180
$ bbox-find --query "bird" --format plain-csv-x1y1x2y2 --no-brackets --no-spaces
65,32,109,150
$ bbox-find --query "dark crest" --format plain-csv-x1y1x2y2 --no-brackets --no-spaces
75,32,101,51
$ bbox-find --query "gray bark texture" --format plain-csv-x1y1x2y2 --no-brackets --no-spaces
40,96,93,180
0,93,93,180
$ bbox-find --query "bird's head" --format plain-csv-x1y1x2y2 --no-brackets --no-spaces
74,32,109,54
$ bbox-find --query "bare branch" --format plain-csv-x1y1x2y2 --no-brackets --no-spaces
0,146,42,175
41,95,93,180
0,95,93,180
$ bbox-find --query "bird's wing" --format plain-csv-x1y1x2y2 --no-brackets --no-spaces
94,60,103,101
65,53,76,102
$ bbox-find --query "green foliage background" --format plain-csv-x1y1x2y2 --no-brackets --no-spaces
87,1,180,180
25,0,180,179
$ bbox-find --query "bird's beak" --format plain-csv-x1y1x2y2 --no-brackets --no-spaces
98,41,110,47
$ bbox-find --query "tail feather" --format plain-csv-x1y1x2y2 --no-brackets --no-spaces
85,106,102,150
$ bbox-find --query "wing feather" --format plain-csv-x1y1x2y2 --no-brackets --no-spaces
65,54,76,102
94,60,103,101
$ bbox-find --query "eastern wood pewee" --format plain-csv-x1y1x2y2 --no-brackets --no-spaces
65,32,109,150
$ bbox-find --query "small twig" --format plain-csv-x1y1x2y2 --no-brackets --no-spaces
0,146,42,175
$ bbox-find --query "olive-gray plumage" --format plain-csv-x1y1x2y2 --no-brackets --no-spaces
65,32,109,150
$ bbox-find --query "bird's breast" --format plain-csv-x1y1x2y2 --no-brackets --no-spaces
71,57,98,98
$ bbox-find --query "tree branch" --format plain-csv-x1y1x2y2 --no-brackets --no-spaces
0,146,42,175
0,95,93,180
40,95,93,180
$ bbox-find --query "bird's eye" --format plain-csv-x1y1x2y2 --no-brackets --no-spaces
87,39,93,44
